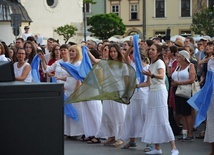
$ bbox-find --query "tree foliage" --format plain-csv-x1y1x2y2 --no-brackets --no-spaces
83,0,96,4
87,13,126,40
191,7,214,37
54,24,78,44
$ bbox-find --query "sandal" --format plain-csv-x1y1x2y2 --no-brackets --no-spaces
103,138,115,146
80,135,92,141
121,142,137,149
143,144,153,152
196,131,205,139
112,139,124,147
87,138,101,144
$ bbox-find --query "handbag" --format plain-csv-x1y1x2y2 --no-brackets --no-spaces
175,84,192,98
192,78,201,95
175,66,192,98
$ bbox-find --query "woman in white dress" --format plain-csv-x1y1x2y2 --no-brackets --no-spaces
64,45,84,137
13,48,32,82
204,41,214,155
121,46,149,149
39,44,83,137
140,44,179,155
39,44,70,84
96,43,127,147
0,42,9,61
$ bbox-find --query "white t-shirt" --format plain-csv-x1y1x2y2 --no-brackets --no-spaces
22,32,33,41
149,59,166,91
0,54,9,61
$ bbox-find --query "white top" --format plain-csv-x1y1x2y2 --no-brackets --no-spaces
171,65,190,82
208,57,214,71
22,32,33,41
13,62,32,82
46,59,69,83
64,61,81,97
0,54,9,61
208,58,214,95
149,59,166,91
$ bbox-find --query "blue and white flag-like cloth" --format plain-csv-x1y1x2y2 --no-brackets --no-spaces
188,70,214,127
31,54,41,82
133,34,145,83
60,46,92,81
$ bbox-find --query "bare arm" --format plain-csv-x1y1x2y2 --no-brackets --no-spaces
142,68,165,80
124,46,133,64
136,75,150,88
38,53,47,70
87,50,100,64
171,63,196,86
15,64,31,81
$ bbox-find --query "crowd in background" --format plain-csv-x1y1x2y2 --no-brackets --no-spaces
0,32,214,155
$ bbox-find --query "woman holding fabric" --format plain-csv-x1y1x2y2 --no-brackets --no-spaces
139,44,179,155
171,50,196,142
39,44,85,138
204,41,214,155
64,44,84,138
95,43,128,147
121,46,149,149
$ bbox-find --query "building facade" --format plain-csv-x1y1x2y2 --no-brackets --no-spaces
0,0,83,45
106,0,213,39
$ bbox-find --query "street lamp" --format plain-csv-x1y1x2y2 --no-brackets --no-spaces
83,2,87,42
142,0,146,40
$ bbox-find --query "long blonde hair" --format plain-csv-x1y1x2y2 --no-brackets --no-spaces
69,44,83,64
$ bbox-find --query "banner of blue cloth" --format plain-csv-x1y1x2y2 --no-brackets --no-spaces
31,54,41,82
60,46,92,81
64,95,78,121
51,77,78,121
187,70,214,127
132,34,145,83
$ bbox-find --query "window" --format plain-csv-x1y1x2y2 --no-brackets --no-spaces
181,0,190,17
208,0,214,8
130,4,138,20
155,0,165,18
85,2,91,13
46,0,58,8
111,5,119,16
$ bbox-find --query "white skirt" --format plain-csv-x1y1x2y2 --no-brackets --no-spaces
141,89,175,144
204,94,214,143
121,90,148,140
96,100,127,140
64,102,84,136
81,100,103,138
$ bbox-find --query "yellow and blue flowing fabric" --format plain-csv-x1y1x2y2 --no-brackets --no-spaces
65,60,136,105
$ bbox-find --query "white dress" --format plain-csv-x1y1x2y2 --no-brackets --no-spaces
121,62,149,140
96,63,128,140
13,62,32,82
141,59,175,143
204,58,214,143
64,61,84,137
82,100,102,138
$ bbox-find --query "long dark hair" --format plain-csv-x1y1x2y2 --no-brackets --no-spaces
151,43,164,63
23,41,37,64
108,43,125,62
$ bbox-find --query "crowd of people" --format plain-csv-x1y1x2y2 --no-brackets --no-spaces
0,33,214,155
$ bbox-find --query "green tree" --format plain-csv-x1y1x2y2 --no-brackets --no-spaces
87,13,126,40
191,7,214,37
54,24,78,44
83,0,96,4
